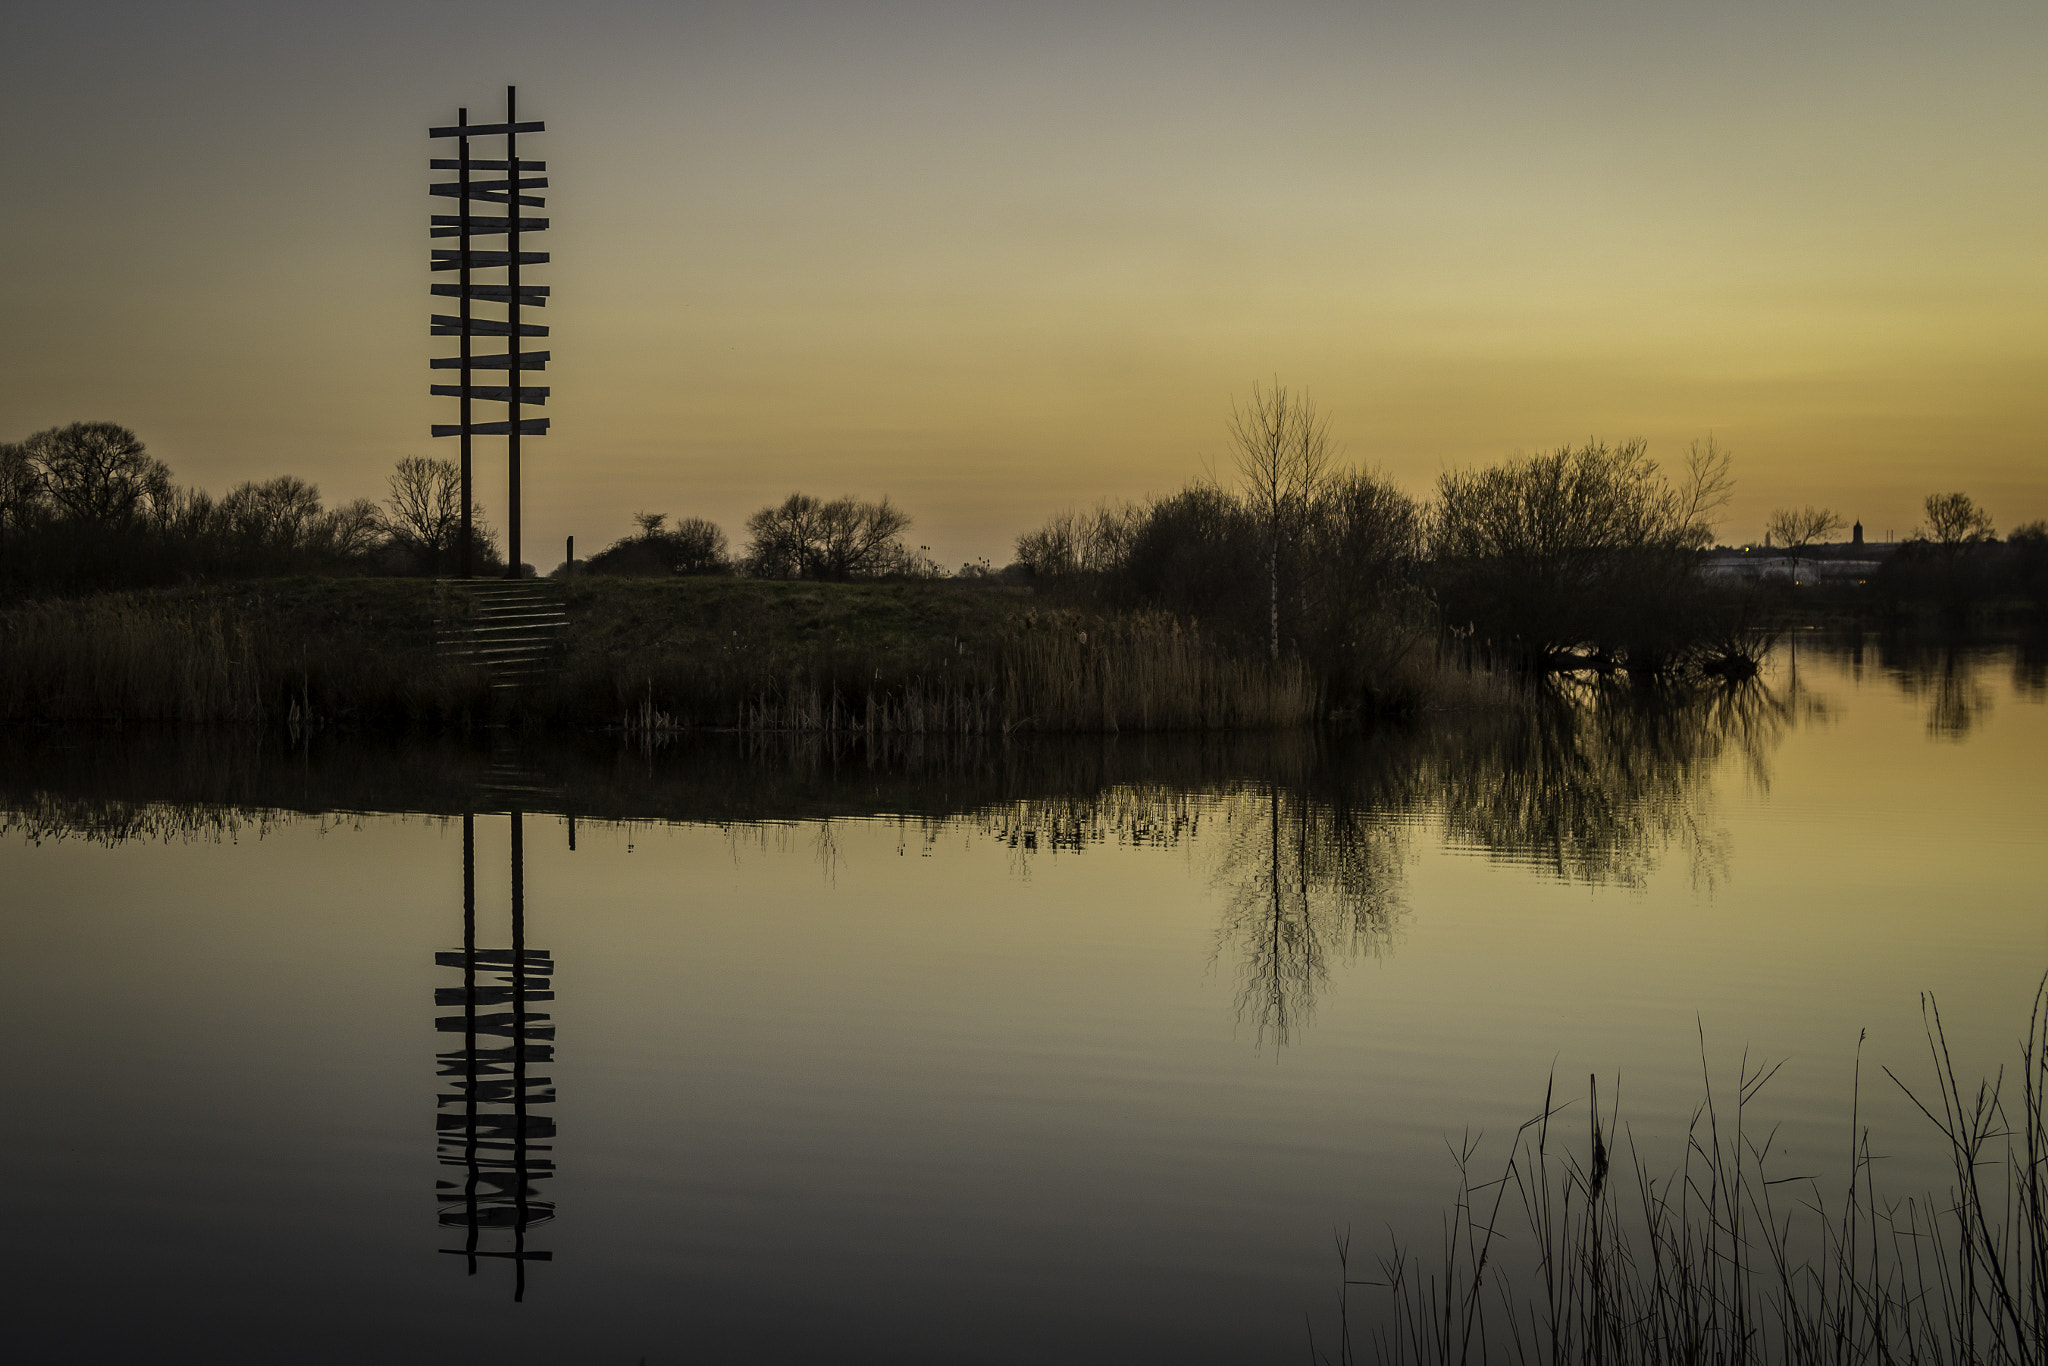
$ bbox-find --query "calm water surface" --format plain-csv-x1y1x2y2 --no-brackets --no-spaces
3,636,2043,1363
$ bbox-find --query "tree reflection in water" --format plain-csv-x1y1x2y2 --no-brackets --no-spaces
1881,640,1999,741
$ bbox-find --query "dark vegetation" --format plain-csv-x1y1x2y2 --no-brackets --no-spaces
578,512,729,577
0,425,509,596
0,577,1316,731
1016,407,1761,702
1871,499,2048,624
3,404,2040,730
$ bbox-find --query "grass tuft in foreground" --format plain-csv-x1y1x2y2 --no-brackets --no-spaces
1330,980,2048,1365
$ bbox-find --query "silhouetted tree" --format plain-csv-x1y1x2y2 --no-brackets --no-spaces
1431,437,1732,670
1922,492,1995,550
21,422,171,529
2009,521,2048,613
383,456,495,573
1229,381,1335,660
0,441,40,561
585,514,730,576
1013,501,1141,579
1763,505,1844,559
743,493,912,580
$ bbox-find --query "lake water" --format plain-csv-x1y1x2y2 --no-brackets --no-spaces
3,634,2043,1364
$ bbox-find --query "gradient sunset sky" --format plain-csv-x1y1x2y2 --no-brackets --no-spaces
3,0,2041,568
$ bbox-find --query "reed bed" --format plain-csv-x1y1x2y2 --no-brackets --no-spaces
588,608,1319,733
0,588,490,724
0,596,266,722
6,582,1330,731
1331,982,2048,1366
1000,609,1318,732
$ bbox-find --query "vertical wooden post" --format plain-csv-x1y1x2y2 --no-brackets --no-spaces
505,86,523,578
566,534,573,577
460,811,479,1272
458,110,474,579
509,810,528,1300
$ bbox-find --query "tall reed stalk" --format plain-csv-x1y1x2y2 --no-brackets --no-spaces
1331,980,2048,1366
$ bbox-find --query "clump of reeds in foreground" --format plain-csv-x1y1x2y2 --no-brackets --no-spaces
1323,978,2048,1366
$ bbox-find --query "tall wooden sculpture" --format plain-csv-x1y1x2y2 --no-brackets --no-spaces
429,87,549,577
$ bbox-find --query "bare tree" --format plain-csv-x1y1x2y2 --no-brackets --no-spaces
1670,435,1735,549
744,493,912,580
1763,505,1844,560
21,421,172,528
385,456,463,555
312,498,385,560
585,514,730,576
222,475,325,552
1432,438,1729,668
1014,501,1141,578
0,441,41,558
1228,381,1335,659
1923,492,1994,548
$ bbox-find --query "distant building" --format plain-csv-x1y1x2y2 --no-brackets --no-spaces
1698,555,1881,586
1852,520,1864,548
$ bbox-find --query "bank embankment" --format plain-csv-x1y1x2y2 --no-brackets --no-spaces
0,577,1324,731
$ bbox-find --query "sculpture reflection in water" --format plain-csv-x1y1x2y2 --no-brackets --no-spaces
436,811,555,1299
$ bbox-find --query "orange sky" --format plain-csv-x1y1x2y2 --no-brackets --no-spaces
3,0,2042,569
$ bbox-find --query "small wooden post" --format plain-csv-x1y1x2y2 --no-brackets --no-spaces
566,534,573,577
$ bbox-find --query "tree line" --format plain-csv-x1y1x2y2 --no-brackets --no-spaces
0,419,943,596
0,423,515,595
577,493,933,581
1011,384,2046,698
6,413,2040,684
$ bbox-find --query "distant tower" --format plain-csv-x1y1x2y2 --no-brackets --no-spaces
1852,520,1864,548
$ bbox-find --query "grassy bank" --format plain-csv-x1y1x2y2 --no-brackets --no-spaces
0,576,1337,731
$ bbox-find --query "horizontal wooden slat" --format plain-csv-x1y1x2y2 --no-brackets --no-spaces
430,216,549,237
429,252,550,272
435,986,557,1006
430,158,545,171
429,283,548,305
429,120,545,138
429,315,549,337
431,351,548,370
432,419,551,437
428,187,545,207
430,177,546,193
430,384,550,403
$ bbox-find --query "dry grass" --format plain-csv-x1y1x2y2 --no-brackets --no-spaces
0,597,267,722
1331,979,2048,1366
0,586,490,724
557,603,1320,733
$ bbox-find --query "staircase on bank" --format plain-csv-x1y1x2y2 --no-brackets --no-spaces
436,579,570,691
